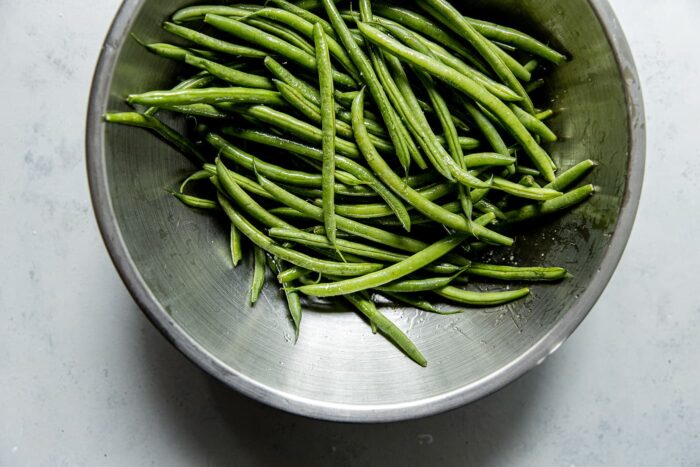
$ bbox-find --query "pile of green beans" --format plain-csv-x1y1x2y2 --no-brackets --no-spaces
105,0,596,367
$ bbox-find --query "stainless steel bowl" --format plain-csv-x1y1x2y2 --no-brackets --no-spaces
87,0,644,422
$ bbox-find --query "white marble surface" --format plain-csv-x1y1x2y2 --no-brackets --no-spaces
1,1,699,465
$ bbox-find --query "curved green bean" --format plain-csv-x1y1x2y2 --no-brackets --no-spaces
467,263,568,281
502,184,595,224
168,191,218,210
343,292,427,367
250,246,266,303
376,271,464,293
230,223,243,267
184,54,274,89
435,286,530,306
545,160,597,191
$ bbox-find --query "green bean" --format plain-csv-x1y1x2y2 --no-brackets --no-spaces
264,57,388,137
545,160,597,191
295,234,468,297
473,199,505,220
275,80,391,146
510,104,557,143
271,0,338,39
518,175,539,188
465,18,567,64
294,0,340,12
492,176,561,201
208,133,324,187
168,191,218,210
222,128,410,228
162,22,267,58
161,103,230,119
135,39,223,63
373,49,450,178
501,184,595,224
144,72,216,117
357,22,557,181
172,5,249,22
524,59,539,73
250,246,266,303
463,101,510,159
218,194,383,276
184,54,274,89
203,14,357,88
230,223,243,267
536,109,554,121
378,291,464,315
244,17,315,56
277,265,311,283
256,173,458,254
103,112,206,164
419,0,533,110
435,285,530,306
244,8,361,79
525,79,545,93
351,89,513,246
343,292,427,367
463,152,516,167
269,228,410,263
376,271,464,293
215,159,294,230
241,105,363,158
269,256,303,339
313,23,338,245
179,169,212,193
127,87,285,107
321,0,415,172
318,182,455,218
515,165,541,177
365,8,489,74
467,263,568,281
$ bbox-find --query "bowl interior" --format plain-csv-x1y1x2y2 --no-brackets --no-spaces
92,0,637,421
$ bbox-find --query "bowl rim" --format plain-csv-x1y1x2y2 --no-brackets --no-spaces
86,0,645,423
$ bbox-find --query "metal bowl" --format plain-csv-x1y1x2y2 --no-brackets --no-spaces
87,0,644,422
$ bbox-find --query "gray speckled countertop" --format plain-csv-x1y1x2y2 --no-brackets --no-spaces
1,1,699,465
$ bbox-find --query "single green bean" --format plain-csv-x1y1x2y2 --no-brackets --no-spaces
162,22,267,58
172,5,250,22
545,160,597,191
467,263,568,281
357,22,556,181
250,246,266,303
463,152,516,167
525,79,545,93
536,109,554,121
168,191,218,210
145,72,216,117
103,112,206,163
135,39,223,63
179,169,212,193
343,292,427,367
203,14,356,88
492,176,561,201
266,255,302,339
127,87,285,107
230,223,243,267
435,286,530,306
502,184,595,224
314,23,338,244
524,59,539,73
